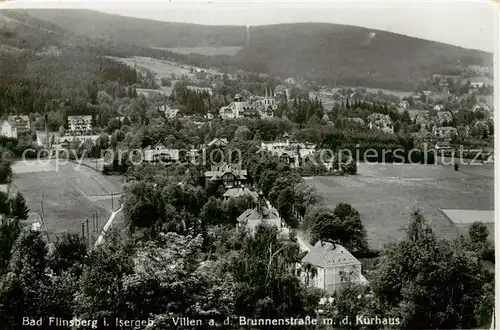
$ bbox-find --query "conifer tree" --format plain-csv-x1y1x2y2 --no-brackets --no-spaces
10,192,29,220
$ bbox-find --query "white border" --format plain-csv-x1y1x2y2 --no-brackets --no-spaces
1,0,499,326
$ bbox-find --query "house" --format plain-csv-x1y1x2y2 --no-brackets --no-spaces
67,115,92,134
260,133,317,168
469,82,484,94
472,103,491,112
237,200,285,236
219,93,247,119
423,90,432,97
299,241,368,294
36,131,62,148
435,111,453,126
158,104,182,119
207,138,228,148
433,104,445,111
411,128,436,147
144,142,180,163
1,115,31,138
432,126,457,139
204,163,247,189
223,187,259,202
367,113,394,134
219,92,277,120
435,141,452,151
398,100,410,109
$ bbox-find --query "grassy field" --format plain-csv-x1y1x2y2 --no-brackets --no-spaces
10,160,124,241
156,46,243,56
111,56,193,79
305,162,494,250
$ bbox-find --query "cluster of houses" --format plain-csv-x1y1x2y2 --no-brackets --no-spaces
259,133,317,167
219,90,278,120
199,158,368,295
0,114,101,154
146,137,369,294
341,113,395,134
37,115,100,154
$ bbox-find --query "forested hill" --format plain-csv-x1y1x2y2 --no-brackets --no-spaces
5,9,494,91
231,23,493,90
20,9,247,48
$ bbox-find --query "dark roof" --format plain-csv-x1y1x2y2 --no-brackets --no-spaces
7,115,30,129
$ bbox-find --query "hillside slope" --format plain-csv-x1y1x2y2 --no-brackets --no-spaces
12,10,494,91
233,23,493,90
21,9,246,48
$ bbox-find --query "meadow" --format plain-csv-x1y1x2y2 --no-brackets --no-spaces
305,162,494,250
156,46,243,56
10,160,123,241
110,56,194,79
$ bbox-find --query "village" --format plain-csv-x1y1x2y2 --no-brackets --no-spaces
0,54,494,301
0,5,495,328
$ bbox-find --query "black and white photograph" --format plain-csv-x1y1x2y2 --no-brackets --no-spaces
0,1,497,329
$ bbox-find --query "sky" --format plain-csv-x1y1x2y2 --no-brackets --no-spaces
2,0,499,52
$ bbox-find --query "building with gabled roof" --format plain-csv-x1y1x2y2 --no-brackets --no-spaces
237,200,285,236
1,115,31,138
144,142,180,163
207,138,229,147
260,133,317,168
158,104,182,119
204,163,247,189
300,241,368,294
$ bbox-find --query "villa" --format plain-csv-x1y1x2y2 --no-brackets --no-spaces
299,241,368,294
1,115,31,139
204,163,248,189
260,133,317,167
144,142,180,163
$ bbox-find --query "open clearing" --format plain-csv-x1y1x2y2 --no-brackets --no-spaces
155,46,243,56
111,56,194,79
305,162,494,250
10,160,123,241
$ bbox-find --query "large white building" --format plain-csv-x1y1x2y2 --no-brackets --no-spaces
68,115,92,134
219,90,277,120
260,133,316,167
299,241,368,294
144,142,180,163
0,115,31,139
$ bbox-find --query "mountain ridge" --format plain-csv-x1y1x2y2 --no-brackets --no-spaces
2,9,494,91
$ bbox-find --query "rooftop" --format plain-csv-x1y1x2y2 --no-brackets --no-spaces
441,209,494,224
301,241,359,268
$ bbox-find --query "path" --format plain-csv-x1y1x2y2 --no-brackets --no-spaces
93,204,124,248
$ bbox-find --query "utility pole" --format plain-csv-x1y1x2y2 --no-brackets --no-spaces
86,217,90,246
111,192,114,211
95,210,98,233
81,222,85,238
